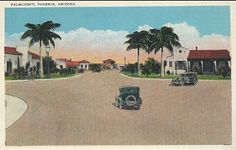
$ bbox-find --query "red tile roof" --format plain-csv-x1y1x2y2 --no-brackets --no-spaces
66,61,80,68
28,51,40,59
79,60,90,63
103,59,115,63
4,46,22,55
187,50,231,61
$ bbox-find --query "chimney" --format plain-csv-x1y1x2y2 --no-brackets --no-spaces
195,46,198,51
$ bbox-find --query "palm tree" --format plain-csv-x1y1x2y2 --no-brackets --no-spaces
148,26,181,77
21,21,61,78
124,30,149,75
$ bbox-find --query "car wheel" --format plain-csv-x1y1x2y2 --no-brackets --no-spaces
126,95,137,106
180,81,185,86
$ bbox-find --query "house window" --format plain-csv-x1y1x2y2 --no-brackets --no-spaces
81,65,83,68
179,50,182,53
176,61,186,70
85,65,87,69
169,61,172,67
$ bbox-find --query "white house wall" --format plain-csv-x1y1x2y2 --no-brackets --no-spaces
16,45,29,66
55,60,66,69
27,55,40,68
4,54,23,72
165,47,189,75
79,63,90,70
32,59,40,67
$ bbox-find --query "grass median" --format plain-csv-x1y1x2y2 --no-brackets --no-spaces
5,73,77,80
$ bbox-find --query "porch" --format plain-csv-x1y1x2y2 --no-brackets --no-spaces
187,60,231,74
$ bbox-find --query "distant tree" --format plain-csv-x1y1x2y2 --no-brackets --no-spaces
122,63,139,74
89,63,102,72
124,31,149,75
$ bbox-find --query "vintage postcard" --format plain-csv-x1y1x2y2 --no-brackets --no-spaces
0,1,235,150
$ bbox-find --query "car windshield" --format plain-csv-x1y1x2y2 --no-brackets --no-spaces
180,73,196,77
119,87,139,94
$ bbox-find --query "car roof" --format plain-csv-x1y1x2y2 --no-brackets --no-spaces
119,86,140,89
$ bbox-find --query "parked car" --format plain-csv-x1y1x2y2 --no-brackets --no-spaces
115,86,142,110
77,68,85,73
172,72,198,86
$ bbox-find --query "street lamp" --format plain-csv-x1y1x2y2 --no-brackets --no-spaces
46,46,50,78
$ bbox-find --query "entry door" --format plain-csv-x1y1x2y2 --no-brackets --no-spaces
7,61,12,74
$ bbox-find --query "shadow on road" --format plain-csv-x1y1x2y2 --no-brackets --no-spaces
112,103,140,111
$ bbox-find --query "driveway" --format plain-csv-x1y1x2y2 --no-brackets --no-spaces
5,71,231,145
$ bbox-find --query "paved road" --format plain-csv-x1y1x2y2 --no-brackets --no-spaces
5,71,231,145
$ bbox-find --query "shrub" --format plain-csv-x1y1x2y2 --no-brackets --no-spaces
219,66,230,78
10,67,26,79
59,68,76,76
77,68,85,73
144,57,161,74
89,63,102,72
140,64,151,77
43,56,57,75
121,63,138,74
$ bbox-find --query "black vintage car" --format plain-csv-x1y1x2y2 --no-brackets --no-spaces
172,72,198,86
115,86,142,110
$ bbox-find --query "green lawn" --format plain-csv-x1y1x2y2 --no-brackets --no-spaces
43,73,76,79
122,72,231,80
5,76,18,80
5,73,76,80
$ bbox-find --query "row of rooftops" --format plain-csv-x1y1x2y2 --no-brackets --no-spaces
56,58,90,64
56,58,90,68
4,46,231,62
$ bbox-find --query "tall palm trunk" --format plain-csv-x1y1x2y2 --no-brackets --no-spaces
137,47,140,76
160,47,164,77
39,41,44,78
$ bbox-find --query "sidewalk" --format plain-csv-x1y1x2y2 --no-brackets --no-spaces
5,95,28,129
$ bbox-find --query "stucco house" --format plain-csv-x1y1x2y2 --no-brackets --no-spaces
55,58,81,69
165,47,189,75
187,48,231,74
28,51,40,69
55,58,68,69
102,59,116,69
4,46,23,75
66,60,80,68
78,60,90,70
4,46,41,75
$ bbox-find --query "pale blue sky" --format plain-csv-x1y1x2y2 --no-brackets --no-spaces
5,6,230,36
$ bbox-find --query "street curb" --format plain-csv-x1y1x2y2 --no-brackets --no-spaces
5,94,28,129
5,74,81,83
119,73,231,82
119,73,172,81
